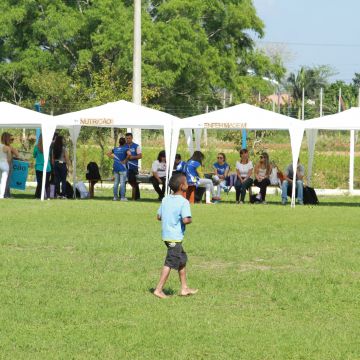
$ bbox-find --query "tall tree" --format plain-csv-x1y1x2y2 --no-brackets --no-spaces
286,66,334,119
0,0,285,117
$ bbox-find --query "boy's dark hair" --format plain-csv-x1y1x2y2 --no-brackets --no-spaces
175,153,181,160
125,132,133,137
190,151,204,165
157,150,166,161
119,137,126,146
239,148,248,155
169,173,185,193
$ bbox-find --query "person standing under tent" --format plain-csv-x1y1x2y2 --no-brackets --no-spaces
151,150,167,201
52,135,70,199
33,134,51,199
107,137,129,201
184,151,220,204
234,148,254,204
49,132,59,185
213,153,230,199
173,154,186,174
125,132,142,201
0,134,11,199
253,152,272,204
2,133,19,198
281,159,305,205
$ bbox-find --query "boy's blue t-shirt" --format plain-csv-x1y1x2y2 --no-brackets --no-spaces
184,160,201,185
213,162,229,176
112,146,127,172
157,195,192,241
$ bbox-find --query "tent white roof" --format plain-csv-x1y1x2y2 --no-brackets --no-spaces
169,103,305,207
55,100,177,129
0,101,53,128
177,103,303,130
305,107,360,130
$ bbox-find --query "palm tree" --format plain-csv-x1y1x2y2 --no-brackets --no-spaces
287,66,333,119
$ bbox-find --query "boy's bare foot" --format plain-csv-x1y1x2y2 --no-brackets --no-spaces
180,288,198,296
153,290,168,299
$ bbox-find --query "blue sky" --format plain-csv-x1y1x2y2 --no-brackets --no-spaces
252,0,360,82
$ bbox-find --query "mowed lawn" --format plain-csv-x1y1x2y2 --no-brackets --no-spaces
0,192,359,359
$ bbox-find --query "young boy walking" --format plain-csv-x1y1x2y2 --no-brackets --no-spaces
154,173,198,299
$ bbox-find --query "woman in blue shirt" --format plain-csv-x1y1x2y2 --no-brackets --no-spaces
107,137,130,201
213,153,230,198
184,151,219,204
33,135,51,199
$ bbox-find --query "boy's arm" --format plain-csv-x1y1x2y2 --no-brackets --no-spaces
181,201,192,225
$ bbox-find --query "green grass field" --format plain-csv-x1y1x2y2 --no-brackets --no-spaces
1,191,360,359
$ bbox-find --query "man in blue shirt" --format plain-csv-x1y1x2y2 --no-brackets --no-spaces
107,137,129,201
153,173,198,299
125,133,142,200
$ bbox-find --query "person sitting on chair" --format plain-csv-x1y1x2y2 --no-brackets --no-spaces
234,148,253,204
281,159,305,205
184,151,220,204
173,154,186,174
253,152,272,204
212,153,229,199
151,150,167,201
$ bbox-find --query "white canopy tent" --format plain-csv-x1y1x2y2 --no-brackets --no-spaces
0,102,56,200
305,107,360,193
55,100,177,200
169,103,305,207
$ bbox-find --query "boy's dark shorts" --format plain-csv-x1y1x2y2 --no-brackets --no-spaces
164,242,188,270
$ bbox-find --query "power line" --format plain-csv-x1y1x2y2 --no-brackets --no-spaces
257,40,360,48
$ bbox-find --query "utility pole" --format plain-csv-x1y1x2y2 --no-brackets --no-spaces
204,105,208,147
132,0,142,156
320,88,323,117
302,87,305,120
338,87,342,113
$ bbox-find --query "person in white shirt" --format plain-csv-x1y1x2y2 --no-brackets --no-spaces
0,133,11,199
151,150,167,200
234,149,253,204
2,132,19,198
253,152,272,204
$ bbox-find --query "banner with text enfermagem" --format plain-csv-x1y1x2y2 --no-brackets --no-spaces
10,160,29,190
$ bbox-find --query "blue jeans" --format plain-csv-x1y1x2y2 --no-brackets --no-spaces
114,171,127,199
282,180,303,202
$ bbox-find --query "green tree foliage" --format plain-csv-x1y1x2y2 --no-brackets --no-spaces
0,0,285,117
286,66,334,119
323,81,358,114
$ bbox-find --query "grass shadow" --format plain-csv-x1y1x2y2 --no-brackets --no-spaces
149,287,176,296
318,202,360,207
